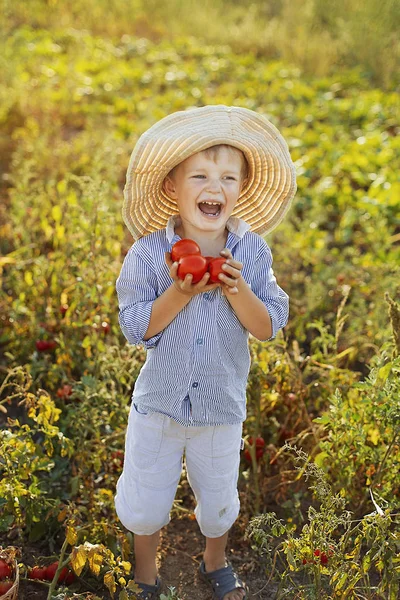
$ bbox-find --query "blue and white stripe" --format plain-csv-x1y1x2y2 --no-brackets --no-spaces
116,215,289,426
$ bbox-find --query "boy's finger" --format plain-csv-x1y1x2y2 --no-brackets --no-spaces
220,248,232,259
169,261,179,277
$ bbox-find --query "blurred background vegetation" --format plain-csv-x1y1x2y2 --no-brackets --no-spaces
2,0,400,88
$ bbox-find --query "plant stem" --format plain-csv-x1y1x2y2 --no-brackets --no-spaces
46,536,70,600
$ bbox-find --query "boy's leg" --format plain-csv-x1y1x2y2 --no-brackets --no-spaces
134,529,161,585
203,530,229,571
115,408,185,586
185,423,246,599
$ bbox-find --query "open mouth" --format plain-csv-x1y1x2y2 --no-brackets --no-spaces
198,201,223,218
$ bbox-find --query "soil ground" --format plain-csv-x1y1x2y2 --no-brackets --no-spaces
16,513,278,599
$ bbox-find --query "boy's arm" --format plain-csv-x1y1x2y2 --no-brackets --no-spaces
219,246,289,341
117,248,216,346
223,277,274,341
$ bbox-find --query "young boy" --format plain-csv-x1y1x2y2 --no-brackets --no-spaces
114,105,296,600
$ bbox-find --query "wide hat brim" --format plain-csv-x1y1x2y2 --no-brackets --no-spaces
123,105,297,239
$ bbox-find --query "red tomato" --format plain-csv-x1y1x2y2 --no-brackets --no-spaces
35,340,57,352
56,384,73,398
248,436,265,449
320,553,329,565
208,257,227,283
59,566,75,583
29,566,48,580
204,256,214,266
177,255,208,284
0,581,13,595
0,559,11,580
244,436,266,463
64,570,76,584
171,239,201,262
45,561,59,581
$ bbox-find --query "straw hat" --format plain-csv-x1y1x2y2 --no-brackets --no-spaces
123,105,297,239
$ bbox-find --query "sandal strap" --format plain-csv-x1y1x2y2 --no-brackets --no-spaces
135,576,162,599
199,561,247,600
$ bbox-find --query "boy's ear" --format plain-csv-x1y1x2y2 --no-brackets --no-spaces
163,176,177,199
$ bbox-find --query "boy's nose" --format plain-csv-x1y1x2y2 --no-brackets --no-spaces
206,179,221,192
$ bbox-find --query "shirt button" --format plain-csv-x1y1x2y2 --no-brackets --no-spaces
192,382,198,388
196,338,203,345
203,293,210,301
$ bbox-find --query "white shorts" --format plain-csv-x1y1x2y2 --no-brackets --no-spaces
114,404,243,538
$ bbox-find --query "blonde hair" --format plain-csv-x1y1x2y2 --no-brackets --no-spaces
167,144,248,181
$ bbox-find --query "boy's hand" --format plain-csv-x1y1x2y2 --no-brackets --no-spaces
165,252,220,296
219,248,243,295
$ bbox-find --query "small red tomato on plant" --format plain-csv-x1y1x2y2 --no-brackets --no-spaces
320,553,329,565
29,566,48,580
45,561,59,581
36,340,57,352
0,581,13,595
208,257,227,283
57,384,73,399
58,566,75,584
171,239,201,262
177,255,208,284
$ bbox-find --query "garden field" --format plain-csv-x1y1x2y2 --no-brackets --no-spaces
0,2,400,599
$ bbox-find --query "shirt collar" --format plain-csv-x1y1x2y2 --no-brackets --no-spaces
166,214,251,244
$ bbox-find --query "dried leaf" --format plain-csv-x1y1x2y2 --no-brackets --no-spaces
70,545,88,576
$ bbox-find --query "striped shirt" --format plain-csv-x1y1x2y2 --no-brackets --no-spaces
116,215,289,426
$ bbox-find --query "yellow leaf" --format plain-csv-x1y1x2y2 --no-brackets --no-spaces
88,546,104,576
52,205,62,223
24,271,34,286
120,561,131,574
70,545,88,576
104,571,117,598
57,507,68,522
127,580,142,593
66,525,78,546
119,590,129,600
367,428,380,446
56,224,65,240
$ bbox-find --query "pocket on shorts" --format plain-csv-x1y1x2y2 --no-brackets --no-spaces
211,423,242,475
126,406,165,469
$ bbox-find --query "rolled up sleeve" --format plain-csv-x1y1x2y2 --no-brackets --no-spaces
251,242,289,341
116,246,163,349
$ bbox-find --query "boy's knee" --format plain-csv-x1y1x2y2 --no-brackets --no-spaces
195,492,240,538
114,477,171,535
115,492,169,535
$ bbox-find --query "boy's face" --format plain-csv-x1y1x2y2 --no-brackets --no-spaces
163,147,245,237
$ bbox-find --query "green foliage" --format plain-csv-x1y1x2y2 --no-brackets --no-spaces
0,17,399,599
247,447,400,599
0,368,74,537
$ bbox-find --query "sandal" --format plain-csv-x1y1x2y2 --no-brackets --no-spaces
132,576,162,599
199,561,248,600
